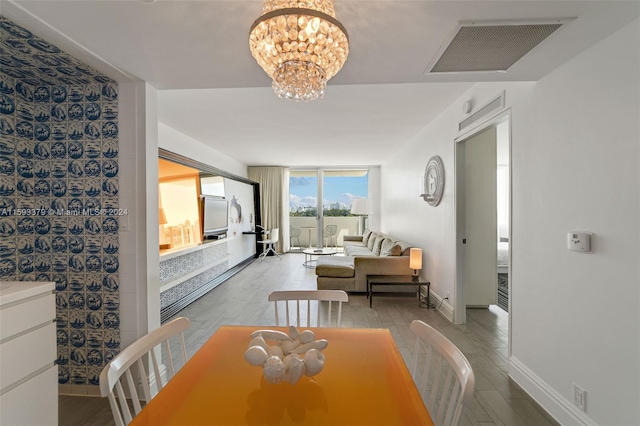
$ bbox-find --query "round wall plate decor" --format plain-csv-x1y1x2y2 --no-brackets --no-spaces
423,155,445,206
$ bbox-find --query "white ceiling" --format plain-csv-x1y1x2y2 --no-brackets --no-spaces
4,0,639,166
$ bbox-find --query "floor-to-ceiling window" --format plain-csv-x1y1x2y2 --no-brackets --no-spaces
289,169,369,250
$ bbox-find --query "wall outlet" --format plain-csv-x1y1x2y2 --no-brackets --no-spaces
445,291,450,300
573,383,587,411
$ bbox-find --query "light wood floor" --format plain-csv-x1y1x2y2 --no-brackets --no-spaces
60,253,559,426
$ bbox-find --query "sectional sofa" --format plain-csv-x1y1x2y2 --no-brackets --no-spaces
315,230,413,293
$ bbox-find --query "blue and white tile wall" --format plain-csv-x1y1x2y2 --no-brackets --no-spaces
0,16,120,391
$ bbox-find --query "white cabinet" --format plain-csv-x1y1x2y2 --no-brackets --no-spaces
0,281,57,426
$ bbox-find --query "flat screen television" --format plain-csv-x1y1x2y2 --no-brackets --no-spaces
202,196,229,238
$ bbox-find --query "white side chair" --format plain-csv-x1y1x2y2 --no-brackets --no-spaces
258,228,282,261
100,317,191,426
409,320,475,426
268,290,349,327
323,224,338,248
289,225,302,249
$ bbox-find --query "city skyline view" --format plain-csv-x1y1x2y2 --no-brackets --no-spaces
289,173,368,212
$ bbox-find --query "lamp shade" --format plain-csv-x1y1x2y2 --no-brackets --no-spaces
159,208,168,225
351,198,372,215
409,248,422,271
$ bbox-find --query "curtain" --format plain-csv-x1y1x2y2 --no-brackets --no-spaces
248,166,290,253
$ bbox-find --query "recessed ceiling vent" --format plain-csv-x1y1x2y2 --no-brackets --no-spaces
426,19,571,74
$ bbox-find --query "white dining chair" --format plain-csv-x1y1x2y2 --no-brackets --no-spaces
409,320,475,426
268,290,348,327
99,317,191,426
258,228,282,261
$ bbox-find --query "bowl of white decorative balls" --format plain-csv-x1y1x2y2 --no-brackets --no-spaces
244,326,328,385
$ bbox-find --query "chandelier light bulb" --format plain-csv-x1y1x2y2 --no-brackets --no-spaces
249,0,349,102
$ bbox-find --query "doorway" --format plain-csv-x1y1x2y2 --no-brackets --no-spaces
455,115,511,325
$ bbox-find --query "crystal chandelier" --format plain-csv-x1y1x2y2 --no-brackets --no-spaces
249,0,349,102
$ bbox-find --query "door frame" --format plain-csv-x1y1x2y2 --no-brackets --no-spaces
454,109,512,329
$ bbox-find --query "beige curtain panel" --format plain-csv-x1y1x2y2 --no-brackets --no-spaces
248,166,290,253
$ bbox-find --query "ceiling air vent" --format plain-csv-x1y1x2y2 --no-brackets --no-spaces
426,19,571,74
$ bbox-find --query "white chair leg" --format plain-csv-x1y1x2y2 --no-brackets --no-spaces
260,243,282,260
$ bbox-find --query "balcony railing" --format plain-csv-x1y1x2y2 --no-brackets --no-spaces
289,216,360,248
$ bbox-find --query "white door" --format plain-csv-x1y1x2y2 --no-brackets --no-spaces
462,126,497,307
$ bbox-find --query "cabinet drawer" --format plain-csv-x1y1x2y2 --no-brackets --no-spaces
0,322,56,390
1,292,55,339
0,365,58,426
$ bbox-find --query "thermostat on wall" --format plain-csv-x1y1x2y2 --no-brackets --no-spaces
567,232,592,252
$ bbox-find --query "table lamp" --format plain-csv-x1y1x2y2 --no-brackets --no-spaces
409,248,422,282
350,198,372,235
159,207,171,250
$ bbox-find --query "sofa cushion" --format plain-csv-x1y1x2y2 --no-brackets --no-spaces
315,256,355,278
362,229,373,246
343,240,365,250
372,235,385,256
345,246,377,257
380,238,402,256
367,232,378,250
395,241,412,256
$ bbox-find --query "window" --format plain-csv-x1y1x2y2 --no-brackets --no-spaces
289,169,368,248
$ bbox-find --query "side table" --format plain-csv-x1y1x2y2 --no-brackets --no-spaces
366,275,431,308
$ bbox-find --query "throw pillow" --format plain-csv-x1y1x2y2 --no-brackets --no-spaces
362,229,373,245
367,232,378,250
380,239,402,256
372,235,385,255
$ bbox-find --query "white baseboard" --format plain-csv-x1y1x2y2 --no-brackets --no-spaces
423,289,454,322
509,356,596,426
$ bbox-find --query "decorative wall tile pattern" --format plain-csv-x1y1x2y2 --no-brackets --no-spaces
0,16,119,390
159,242,227,284
159,260,229,308
159,242,228,308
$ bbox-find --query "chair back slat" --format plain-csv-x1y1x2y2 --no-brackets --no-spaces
268,290,349,327
100,317,191,425
164,340,175,379
135,358,152,402
114,381,132,424
410,320,475,426
124,369,142,414
444,380,462,425
106,393,125,426
150,348,163,394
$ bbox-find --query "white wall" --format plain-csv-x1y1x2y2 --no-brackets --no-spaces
225,177,258,265
511,18,640,425
158,122,248,178
382,19,639,425
381,82,535,321
118,81,160,351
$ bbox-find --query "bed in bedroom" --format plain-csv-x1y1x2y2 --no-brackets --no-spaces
497,241,509,312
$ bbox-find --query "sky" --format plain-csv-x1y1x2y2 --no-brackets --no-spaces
289,175,368,211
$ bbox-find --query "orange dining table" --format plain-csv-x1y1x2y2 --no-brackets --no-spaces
129,325,433,426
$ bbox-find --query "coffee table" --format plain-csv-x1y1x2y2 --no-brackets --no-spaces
303,247,338,268
366,275,431,308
